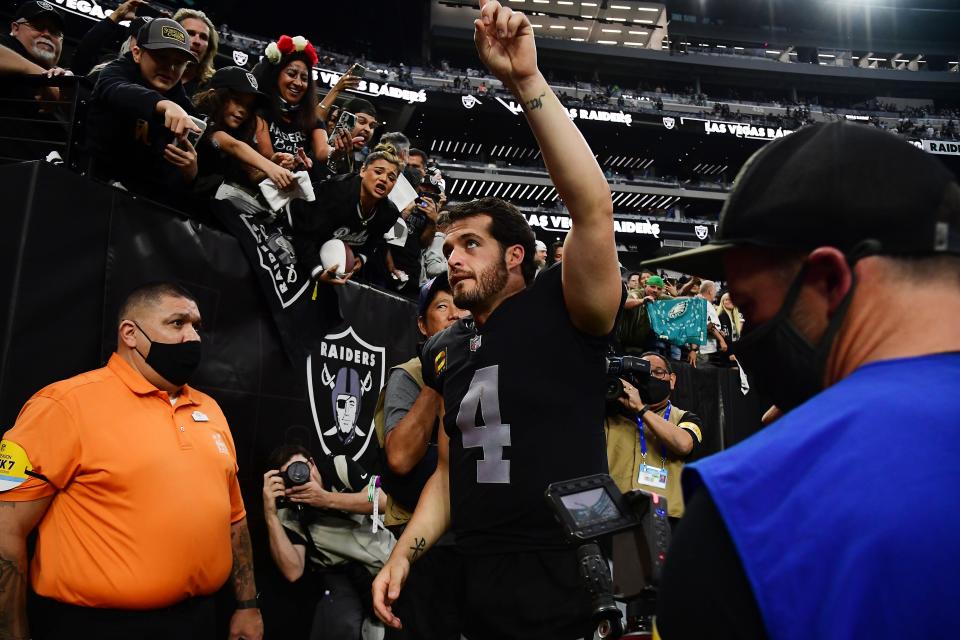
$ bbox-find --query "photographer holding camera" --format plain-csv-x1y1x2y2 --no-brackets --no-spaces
606,352,703,527
262,444,393,640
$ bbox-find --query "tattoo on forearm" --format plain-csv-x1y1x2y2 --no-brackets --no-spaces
409,537,426,561
230,523,257,599
0,554,28,639
525,92,546,111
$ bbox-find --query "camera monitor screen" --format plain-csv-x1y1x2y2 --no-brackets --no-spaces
560,487,622,529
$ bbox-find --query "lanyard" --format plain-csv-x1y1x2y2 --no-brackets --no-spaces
637,402,671,469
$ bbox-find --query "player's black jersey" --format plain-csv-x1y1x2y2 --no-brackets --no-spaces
422,264,612,553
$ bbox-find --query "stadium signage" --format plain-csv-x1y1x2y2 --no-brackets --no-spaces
527,213,660,237
701,119,792,140
48,0,111,20
922,140,960,156
493,97,632,126
316,69,427,104
567,108,633,127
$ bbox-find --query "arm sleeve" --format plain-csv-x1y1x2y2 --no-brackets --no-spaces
70,18,124,77
383,369,422,436
0,395,82,501
656,487,767,639
92,60,167,121
419,337,442,392
676,411,704,458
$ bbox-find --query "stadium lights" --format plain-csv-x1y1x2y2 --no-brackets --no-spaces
573,26,589,30
629,30,649,35
624,41,644,46
533,0,549,3
571,37,585,41
734,46,744,50
767,50,781,54
550,25,566,29
558,1,573,4
611,4,631,8
602,28,622,32
608,17,627,21
582,2,598,6
635,18,654,23
598,40,618,44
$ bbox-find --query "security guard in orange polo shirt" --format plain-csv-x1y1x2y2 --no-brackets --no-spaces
0,282,263,640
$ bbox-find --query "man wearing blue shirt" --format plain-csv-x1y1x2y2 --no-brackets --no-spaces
644,122,960,639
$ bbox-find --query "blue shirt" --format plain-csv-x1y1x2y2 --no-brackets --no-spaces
684,353,960,639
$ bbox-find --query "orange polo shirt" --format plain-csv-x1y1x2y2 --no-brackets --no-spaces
0,354,246,609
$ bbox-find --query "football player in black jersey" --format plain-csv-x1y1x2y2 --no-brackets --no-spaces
371,2,622,638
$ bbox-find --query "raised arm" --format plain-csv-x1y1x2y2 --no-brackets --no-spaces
474,0,620,335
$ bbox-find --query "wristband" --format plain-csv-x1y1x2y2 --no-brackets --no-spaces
236,595,259,610
637,405,650,420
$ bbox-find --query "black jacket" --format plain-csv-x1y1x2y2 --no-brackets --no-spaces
70,17,126,77
87,54,197,202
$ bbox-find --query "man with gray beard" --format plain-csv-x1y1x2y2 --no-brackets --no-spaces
2,1,68,73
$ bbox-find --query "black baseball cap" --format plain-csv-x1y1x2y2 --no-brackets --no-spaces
136,18,198,64
345,97,377,119
642,122,960,278
14,0,64,30
210,66,269,106
128,16,153,40
418,273,451,318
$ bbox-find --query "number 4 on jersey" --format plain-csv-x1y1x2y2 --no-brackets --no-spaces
456,365,511,484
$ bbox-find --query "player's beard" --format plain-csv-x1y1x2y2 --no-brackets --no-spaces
453,257,508,312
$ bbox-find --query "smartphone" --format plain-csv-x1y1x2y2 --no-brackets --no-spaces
333,110,356,135
348,63,367,78
180,116,207,149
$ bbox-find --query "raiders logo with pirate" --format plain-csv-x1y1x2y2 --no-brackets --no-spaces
308,326,386,462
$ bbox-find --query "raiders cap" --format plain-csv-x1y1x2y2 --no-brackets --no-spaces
642,122,960,278
136,18,198,63
210,66,269,106
128,15,153,39
14,1,65,30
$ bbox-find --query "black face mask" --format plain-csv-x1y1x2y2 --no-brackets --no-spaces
640,376,672,406
732,266,855,413
133,322,202,387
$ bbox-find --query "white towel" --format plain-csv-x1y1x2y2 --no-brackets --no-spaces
258,171,315,210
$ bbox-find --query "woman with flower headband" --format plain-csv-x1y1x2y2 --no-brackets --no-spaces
252,35,328,177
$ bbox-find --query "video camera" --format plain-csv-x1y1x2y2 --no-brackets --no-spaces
546,474,671,639
605,354,651,402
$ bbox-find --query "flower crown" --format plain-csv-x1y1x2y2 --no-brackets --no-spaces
264,35,318,68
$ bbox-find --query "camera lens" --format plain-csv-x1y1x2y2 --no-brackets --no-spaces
283,461,311,487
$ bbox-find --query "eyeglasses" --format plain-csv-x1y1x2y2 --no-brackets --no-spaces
651,368,671,379
17,20,63,39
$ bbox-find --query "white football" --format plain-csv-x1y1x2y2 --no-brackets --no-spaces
319,239,355,278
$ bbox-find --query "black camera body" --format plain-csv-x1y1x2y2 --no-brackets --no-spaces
546,474,671,639
605,354,651,402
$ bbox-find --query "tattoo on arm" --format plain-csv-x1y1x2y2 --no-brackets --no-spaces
525,92,546,111
230,522,257,600
0,554,29,640
408,537,426,562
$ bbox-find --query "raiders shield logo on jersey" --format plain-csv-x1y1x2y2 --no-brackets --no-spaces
307,326,386,461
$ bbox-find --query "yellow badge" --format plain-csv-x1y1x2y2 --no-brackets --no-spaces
0,440,33,492
434,349,447,376
161,25,186,44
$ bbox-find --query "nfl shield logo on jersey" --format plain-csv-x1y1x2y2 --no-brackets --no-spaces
307,326,385,461
232,49,249,67
662,116,676,130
